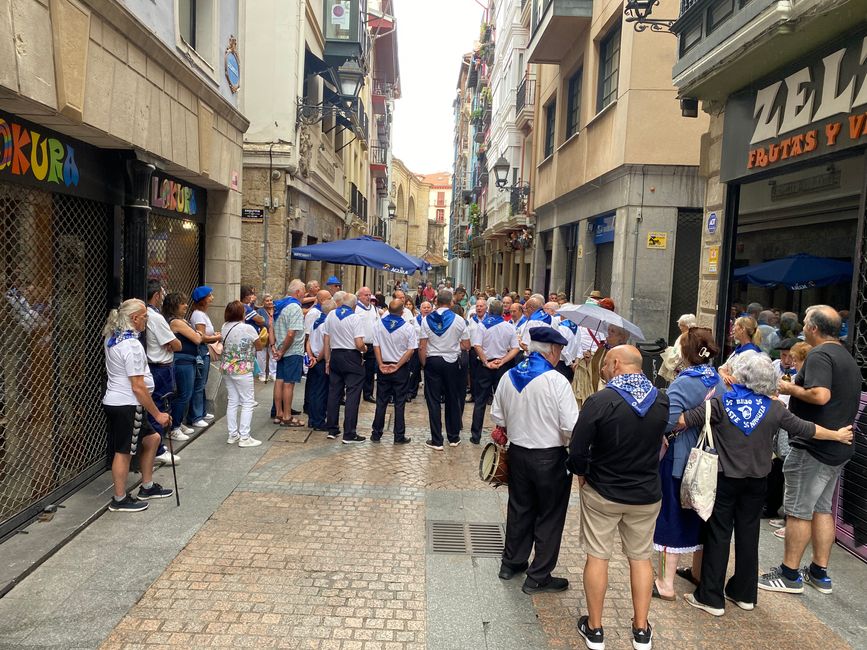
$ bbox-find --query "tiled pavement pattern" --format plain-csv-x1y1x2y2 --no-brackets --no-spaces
88,388,856,649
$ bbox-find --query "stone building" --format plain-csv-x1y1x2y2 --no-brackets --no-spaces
0,0,246,536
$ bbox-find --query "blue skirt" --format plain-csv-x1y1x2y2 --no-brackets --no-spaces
653,445,703,553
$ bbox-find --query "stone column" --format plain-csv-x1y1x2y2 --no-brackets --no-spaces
517,250,528,291
122,159,155,301
531,237,546,293
549,226,567,294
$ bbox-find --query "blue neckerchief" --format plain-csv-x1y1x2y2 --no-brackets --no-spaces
335,305,354,321
782,366,796,377
679,364,721,388
416,314,423,325
357,302,373,311
723,384,771,435
560,319,578,335
734,342,762,355
606,373,659,417
515,315,527,328
381,314,406,332
508,352,555,393
273,296,301,319
470,313,484,323
107,329,139,348
312,312,327,330
482,315,504,329
427,309,456,336
529,308,551,325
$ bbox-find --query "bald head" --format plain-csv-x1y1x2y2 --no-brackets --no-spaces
388,298,405,315
543,301,559,316
524,296,543,315
602,345,643,381
316,289,331,304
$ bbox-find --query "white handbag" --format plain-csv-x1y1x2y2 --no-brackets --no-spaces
680,400,719,521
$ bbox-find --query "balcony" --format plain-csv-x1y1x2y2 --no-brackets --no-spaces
515,73,535,131
527,0,592,64
370,145,388,177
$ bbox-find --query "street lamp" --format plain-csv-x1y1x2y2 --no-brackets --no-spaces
387,200,397,219
336,61,366,103
493,156,510,189
623,0,675,32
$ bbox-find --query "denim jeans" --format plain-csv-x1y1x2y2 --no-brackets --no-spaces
188,353,209,422
172,355,196,427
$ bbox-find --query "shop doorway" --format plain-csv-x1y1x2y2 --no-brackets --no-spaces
668,210,703,342
595,243,613,297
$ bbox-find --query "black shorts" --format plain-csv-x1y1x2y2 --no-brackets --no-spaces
103,404,155,455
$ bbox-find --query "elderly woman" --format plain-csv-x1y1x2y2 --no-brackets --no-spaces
661,313,698,382
220,300,268,447
164,292,202,442
677,352,852,616
256,294,277,382
652,327,726,600
188,286,221,428
719,316,763,385
102,299,173,512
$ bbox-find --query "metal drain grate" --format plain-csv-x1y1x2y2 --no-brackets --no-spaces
428,521,505,557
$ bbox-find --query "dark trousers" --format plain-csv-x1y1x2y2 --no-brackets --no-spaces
468,349,481,395
372,364,410,440
555,360,574,384
765,457,785,516
362,346,377,399
696,474,766,609
305,360,328,428
502,444,572,583
148,364,175,455
326,349,364,439
424,356,463,445
408,351,421,398
470,363,505,440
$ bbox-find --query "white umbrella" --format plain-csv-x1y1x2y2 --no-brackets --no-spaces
557,303,645,340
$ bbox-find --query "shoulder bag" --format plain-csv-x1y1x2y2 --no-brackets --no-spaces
680,400,719,521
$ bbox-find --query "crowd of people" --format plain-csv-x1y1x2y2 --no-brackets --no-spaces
100,277,859,650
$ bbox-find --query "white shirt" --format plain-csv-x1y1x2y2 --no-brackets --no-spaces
355,301,380,343
491,365,579,448
190,309,214,336
103,338,154,406
373,318,419,363
309,317,327,357
145,306,175,364
419,307,470,363
471,320,519,360
304,305,322,335
560,325,584,365
323,308,364,350
402,307,414,322
557,323,578,364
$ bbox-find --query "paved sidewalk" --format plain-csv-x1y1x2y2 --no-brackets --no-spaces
0,380,864,649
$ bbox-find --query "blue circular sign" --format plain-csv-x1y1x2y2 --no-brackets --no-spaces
225,51,240,92
707,212,717,235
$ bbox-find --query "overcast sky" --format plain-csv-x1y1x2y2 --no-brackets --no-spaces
391,0,484,176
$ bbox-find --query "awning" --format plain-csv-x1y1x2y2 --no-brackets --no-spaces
422,251,449,267
290,235,429,275
733,254,853,290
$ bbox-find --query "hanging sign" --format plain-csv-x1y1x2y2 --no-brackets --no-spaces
242,208,264,222
707,211,718,235
225,36,240,93
647,232,667,249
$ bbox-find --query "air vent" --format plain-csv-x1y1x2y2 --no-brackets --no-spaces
428,521,505,557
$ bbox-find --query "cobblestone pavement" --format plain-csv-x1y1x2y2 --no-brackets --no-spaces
97,387,859,649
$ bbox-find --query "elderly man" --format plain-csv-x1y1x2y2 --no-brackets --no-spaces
371,298,418,444
304,289,333,333
305,299,335,431
419,289,471,450
568,345,669,650
502,295,514,321
760,306,860,596
323,293,367,444
272,280,306,426
356,286,380,403
574,324,629,407
492,327,579,593
470,300,520,444
409,301,433,400
517,295,546,348
302,280,320,308
325,275,342,294
466,297,489,404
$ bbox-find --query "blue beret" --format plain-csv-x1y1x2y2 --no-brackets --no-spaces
326,276,342,285
191,286,213,303
528,326,568,346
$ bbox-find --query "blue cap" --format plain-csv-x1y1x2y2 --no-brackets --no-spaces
528,326,568,346
191,286,213,303
326,276,342,285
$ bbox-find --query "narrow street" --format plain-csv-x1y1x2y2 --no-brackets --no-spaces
0,382,863,649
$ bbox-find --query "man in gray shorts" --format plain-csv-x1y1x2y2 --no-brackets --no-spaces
759,306,860,596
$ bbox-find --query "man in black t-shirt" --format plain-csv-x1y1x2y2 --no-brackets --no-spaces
760,306,859,597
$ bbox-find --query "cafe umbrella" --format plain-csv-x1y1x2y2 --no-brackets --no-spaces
290,235,431,274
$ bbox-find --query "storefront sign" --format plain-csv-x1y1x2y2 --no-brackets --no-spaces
591,214,615,245
707,211,718,234
647,232,668,249
707,246,720,274
242,208,264,222
150,173,201,217
721,31,867,182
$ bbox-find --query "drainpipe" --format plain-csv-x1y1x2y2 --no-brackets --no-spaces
630,166,645,323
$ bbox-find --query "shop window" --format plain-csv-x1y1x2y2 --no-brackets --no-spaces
178,0,216,69
707,0,734,34
597,26,620,113
544,99,556,159
566,68,582,139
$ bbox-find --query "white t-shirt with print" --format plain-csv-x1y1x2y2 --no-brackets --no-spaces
103,338,154,406
220,322,258,375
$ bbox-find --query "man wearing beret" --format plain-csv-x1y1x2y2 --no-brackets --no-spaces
491,326,579,595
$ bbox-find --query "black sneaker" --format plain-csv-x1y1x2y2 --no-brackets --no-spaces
394,437,412,445
577,616,604,650
521,576,569,594
371,434,382,443
470,436,481,445
108,495,148,513
326,432,339,440
137,483,174,500
498,561,528,580
342,435,367,444
425,439,444,451
632,622,652,650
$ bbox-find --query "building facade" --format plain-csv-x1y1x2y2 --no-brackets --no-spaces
419,172,451,277
0,0,247,537
448,54,475,289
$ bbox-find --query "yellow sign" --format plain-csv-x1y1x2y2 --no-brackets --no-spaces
577,244,584,259
647,232,667,249
707,245,720,274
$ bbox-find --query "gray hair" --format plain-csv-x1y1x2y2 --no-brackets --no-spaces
527,340,553,355
677,313,697,328
102,299,144,338
321,299,336,314
488,299,504,316
288,279,305,294
333,290,347,305
342,293,358,309
436,289,454,306
731,351,777,396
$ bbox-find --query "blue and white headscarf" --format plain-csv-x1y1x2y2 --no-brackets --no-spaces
679,365,721,388
606,373,659,416
529,308,551,325
508,352,554,393
334,305,354,320
107,329,139,348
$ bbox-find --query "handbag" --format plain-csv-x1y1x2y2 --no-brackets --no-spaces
680,400,719,521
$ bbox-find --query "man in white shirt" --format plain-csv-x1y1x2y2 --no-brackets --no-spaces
419,290,471,450
304,299,335,431
470,300,519,444
323,293,367,443
356,286,380,403
491,326,579,594
392,289,415,322
371,298,418,444
304,289,333,334
466,297,488,405
409,301,433,400
517,295,546,347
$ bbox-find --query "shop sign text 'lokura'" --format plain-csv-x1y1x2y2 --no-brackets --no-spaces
721,32,867,182
151,174,199,216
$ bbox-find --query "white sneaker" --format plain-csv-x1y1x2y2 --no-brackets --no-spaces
168,428,190,441
179,424,195,435
155,450,180,465
238,437,262,448
252,401,259,407
258,376,267,382
227,434,240,444
203,413,215,422
191,419,210,428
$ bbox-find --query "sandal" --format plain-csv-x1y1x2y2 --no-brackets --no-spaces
652,582,676,602
272,417,282,425
281,418,305,428
676,567,700,587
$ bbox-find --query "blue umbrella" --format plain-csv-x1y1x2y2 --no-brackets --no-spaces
733,254,853,290
290,235,428,275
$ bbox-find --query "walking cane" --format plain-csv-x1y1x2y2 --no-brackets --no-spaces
160,392,181,507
